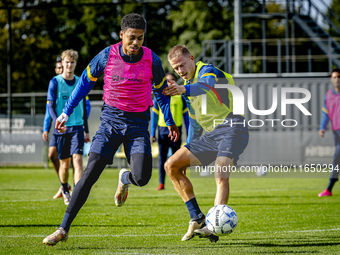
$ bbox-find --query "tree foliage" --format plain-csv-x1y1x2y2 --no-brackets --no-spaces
328,0,340,37
0,0,306,95
0,0,124,94
0,0,182,94
161,0,235,71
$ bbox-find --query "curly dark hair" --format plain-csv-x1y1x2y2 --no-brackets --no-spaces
121,13,146,32
331,68,340,76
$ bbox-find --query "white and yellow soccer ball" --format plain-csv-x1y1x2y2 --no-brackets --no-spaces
206,204,238,235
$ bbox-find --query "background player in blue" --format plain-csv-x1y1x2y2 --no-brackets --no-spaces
162,45,249,243
151,73,189,190
42,56,64,199
43,13,179,246
47,49,90,206
318,68,340,197
43,56,92,200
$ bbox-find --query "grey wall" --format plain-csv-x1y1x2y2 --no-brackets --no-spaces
235,76,334,166
0,76,336,167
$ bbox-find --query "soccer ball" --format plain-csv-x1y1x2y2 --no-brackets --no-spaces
206,204,238,235
256,166,268,177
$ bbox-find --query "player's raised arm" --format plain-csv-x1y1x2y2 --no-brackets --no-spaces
163,66,223,97
63,47,110,117
151,51,179,141
56,47,110,131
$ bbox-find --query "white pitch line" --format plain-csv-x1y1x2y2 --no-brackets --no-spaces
0,196,120,203
0,194,178,203
0,234,180,238
0,199,50,203
0,188,327,203
244,228,340,234
1,228,339,238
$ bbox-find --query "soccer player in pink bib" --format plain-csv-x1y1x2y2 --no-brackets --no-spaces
318,68,340,197
43,13,179,246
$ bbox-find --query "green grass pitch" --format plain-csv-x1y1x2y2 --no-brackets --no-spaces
0,167,339,254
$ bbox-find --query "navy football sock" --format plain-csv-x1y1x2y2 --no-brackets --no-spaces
185,197,204,221
327,178,338,192
60,212,71,232
61,183,69,193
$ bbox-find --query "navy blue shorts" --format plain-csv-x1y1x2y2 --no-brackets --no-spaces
185,116,249,166
89,104,151,164
56,129,85,160
49,134,58,148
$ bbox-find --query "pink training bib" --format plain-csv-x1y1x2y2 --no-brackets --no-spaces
103,42,154,112
326,89,340,130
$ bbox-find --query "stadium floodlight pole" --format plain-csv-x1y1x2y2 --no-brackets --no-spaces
262,0,266,74
7,7,12,134
285,0,290,73
143,0,148,47
234,0,242,74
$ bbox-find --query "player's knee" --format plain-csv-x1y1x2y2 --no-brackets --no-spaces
131,171,151,187
129,153,152,186
48,147,57,160
164,158,175,175
49,155,58,164
134,162,152,186
48,152,58,162
215,156,233,167
59,158,70,169
72,154,82,166
164,159,170,173
134,176,150,187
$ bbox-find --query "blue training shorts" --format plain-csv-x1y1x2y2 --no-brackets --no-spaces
89,104,151,164
185,115,249,166
56,128,85,160
49,133,58,148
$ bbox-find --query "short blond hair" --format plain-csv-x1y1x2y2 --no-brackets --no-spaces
167,45,191,62
61,49,78,61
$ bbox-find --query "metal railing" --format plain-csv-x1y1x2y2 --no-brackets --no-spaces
0,90,104,116
293,0,340,36
196,37,340,76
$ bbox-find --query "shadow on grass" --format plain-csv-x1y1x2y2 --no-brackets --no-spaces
0,224,155,228
248,242,340,248
251,251,319,254
220,202,338,206
58,247,107,251
56,243,337,254
211,240,340,249
236,236,340,241
0,189,41,191
40,239,340,253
